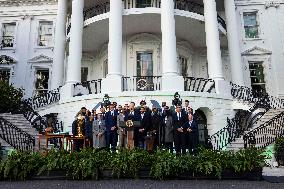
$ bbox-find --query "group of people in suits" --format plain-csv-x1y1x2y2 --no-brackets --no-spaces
72,100,199,154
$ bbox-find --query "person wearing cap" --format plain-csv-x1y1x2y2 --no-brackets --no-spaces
172,104,187,155
161,106,174,153
93,111,106,149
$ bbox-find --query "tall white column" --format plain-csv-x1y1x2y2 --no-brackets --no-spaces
224,0,244,86
101,0,123,94
203,0,224,81
65,0,84,84
51,0,67,89
161,0,184,92
61,0,84,98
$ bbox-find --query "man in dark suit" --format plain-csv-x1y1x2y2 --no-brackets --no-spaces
105,104,119,151
136,106,151,149
184,113,198,154
151,107,162,149
172,104,187,155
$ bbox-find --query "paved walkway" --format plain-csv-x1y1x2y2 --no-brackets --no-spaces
263,166,284,183
1,180,284,189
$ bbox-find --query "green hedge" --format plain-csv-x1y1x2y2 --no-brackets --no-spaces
0,147,267,181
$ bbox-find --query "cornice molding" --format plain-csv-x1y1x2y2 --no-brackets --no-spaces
0,0,58,7
264,1,280,8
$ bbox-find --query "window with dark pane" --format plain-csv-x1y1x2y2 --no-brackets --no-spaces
0,69,10,83
81,67,88,82
2,23,16,48
35,69,49,96
38,21,53,46
243,12,259,38
136,0,152,8
249,62,266,93
179,56,188,77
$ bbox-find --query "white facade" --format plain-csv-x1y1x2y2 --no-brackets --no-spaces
1,0,284,134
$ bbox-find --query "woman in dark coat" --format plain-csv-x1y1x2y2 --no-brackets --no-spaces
161,107,174,153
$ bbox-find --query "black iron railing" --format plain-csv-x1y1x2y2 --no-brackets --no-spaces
209,117,243,151
84,1,110,20
184,77,215,93
81,0,226,30
231,82,284,109
122,76,162,91
20,100,47,133
26,88,60,109
0,117,35,151
0,36,14,48
243,112,284,149
73,79,102,97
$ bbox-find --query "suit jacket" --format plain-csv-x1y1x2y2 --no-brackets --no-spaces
183,120,198,133
105,111,119,132
172,111,186,130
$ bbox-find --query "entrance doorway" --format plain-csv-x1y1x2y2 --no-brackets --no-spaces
136,51,154,91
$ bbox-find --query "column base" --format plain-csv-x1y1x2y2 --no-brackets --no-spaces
60,83,75,99
162,75,184,92
101,76,122,94
214,80,231,96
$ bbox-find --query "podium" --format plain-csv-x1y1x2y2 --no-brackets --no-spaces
120,120,140,150
145,133,155,151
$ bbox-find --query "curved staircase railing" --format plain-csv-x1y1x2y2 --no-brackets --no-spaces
184,77,215,93
243,112,284,149
20,100,47,133
26,88,60,109
0,117,35,151
209,117,243,151
231,83,284,109
209,83,284,150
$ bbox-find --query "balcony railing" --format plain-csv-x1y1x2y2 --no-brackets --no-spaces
184,77,215,93
123,76,162,91
0,36,14,48
83,2,110,20
80,0,226,30
73,79,102,97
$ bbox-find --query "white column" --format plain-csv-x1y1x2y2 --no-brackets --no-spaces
224,0,244,86
51,0,67,89
161,0,184,92
61,0,84,98
65,0,84,84
101,0,123,94
203,0,224,81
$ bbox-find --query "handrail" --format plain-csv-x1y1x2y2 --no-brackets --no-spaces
73,79,102,97
184,77,215,93
0,116,35,151
20,100,47,134
81,0,226,30
25,88,60,109
231,82,284,109
122,76,162,91
209,117,243,151
243,112,284,149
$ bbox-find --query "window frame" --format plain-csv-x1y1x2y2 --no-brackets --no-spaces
241,10,261,40
36,20,54,49
0,21,18,50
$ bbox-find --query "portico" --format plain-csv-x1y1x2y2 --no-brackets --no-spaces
52,0,244,98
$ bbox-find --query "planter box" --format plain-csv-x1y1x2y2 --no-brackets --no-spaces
138,168,151,179
32,170,69,180
221,167,263,181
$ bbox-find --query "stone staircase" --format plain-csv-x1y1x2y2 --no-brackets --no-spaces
227,108,284,151
0,113,38,151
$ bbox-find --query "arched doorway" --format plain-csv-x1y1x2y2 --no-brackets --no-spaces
194,109,209,147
